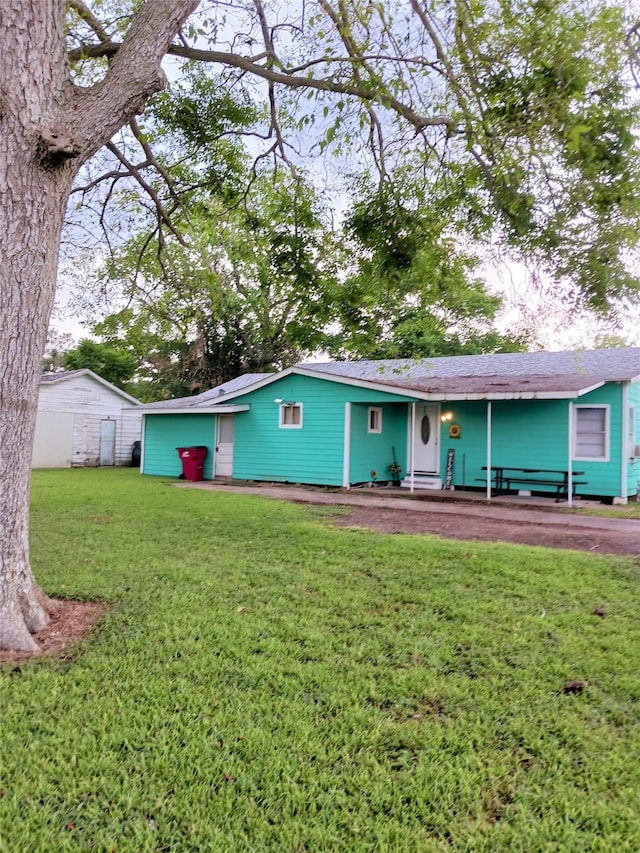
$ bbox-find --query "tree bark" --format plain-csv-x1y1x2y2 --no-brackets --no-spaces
0,0,198,650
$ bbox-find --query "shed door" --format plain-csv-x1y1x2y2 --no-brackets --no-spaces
215,415,234,477
99,419,116,466
412,404,439,474
32,411,74,468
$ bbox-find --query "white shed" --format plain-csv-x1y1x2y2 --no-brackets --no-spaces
33,370,142,468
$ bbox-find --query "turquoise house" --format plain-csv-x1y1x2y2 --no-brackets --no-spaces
140,348,640,504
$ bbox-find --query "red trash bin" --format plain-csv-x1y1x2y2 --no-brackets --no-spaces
177,446,208,482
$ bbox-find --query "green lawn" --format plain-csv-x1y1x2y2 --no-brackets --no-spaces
577,502,640,520
1,469,639,852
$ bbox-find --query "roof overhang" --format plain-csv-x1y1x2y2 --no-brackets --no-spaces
293,366,608,401
140,404,250,415
429,384,606,401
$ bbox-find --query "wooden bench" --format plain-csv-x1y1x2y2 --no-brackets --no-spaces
478,467,587,502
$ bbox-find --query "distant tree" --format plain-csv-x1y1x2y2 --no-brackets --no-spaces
42,328,76,373
63,339,137,389
329,189,530,359
89,173,339,399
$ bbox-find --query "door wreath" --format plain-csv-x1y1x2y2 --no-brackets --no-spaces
449,423,461,438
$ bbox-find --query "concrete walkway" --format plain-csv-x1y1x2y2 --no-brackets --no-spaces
176,481,640,534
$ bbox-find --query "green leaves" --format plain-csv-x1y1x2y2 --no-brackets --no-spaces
63,339,137,389
445,0,640,308
90,172,340,400
66,0,640,341
330,184,528,359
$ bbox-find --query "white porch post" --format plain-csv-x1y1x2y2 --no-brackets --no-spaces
486,401,492,502
567,402,573,508
139,414,146,474
212,414,218,479
410,402,416,493
343,402,351,489
621,384,629,502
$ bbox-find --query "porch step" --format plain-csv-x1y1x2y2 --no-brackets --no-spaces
401,475,443,490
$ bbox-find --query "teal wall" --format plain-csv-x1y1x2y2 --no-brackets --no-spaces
571,384,622,498
231,374,414,486
437,402,485,490
440,384,627,498
143,414,215,478
349,402,408,484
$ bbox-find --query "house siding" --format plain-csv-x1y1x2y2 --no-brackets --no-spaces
231,374,414,486
120,409,144,467
571,384,623,498
349,403,408,484
140,369,638,500
143,414,215,479
436,401,487,491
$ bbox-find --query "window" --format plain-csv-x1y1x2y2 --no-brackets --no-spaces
368,406,382,434
280,403,303,429
574,405,609,461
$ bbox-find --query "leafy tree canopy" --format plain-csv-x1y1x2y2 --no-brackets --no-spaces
88,171,340,399
2,0,639,651
63,339,137,390
66,0,640,313
328,185,530,359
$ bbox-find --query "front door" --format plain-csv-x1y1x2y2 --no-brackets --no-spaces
215,415,235,477
99,419,116,466
412,404,439,474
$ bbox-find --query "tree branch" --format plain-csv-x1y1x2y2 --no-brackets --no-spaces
68,0,111,45
105,140,188,245
67,40,454,132
58,1,200,165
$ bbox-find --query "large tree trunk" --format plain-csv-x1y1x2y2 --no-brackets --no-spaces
0,170,70,650
0,0,198,650
0,2,77,650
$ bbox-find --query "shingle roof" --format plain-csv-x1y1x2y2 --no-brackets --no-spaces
143,373,271,410
142,348,640,410
192,373,271,401
40,369,142,404
302,348,640,382
299,348,640,397
40,370,84,383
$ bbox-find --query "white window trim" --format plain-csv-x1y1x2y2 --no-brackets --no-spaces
368,406,382,434
279,402,303,429
573,404,610,462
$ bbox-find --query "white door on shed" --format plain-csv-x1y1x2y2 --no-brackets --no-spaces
32,411,74,468
99,419,116,466
215,415,235,477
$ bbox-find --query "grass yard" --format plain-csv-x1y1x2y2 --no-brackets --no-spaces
1,469,640,852
577,502,640,521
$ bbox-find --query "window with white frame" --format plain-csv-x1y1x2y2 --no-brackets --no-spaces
279,403,303,429
573,405,609,461
368,406,382,434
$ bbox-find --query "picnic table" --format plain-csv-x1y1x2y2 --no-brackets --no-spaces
479,466,586,502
